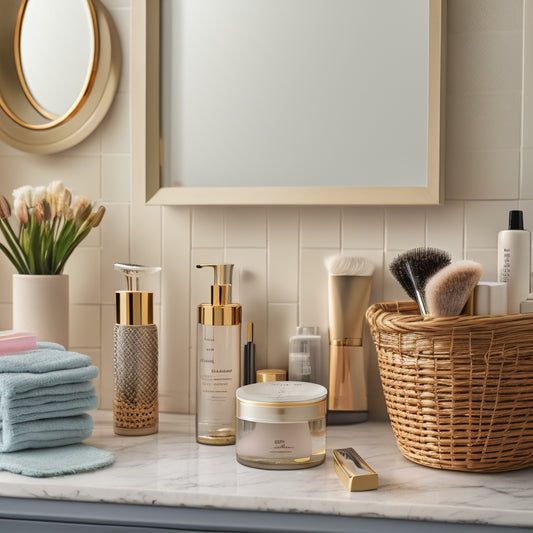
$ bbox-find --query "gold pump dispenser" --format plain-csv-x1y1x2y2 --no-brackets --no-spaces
197,264,241,327
113,263,161,436
196,264,241,445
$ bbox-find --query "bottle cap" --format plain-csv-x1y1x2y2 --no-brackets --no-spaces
296,326,319,336
196,264,234,306
509,210,524,230
114,263,161,325
256,368,287,382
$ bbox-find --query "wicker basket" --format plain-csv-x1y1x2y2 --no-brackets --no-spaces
366,301,533,472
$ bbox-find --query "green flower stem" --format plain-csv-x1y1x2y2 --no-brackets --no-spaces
0,219,30,273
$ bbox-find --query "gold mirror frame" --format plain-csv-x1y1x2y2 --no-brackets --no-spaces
13,0,99,126
0,0,121,154
135,0,445,206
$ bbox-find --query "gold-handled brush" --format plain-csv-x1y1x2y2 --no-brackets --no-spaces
325,255,375,425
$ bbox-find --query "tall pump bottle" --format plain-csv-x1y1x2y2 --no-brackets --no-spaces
497,210,531,314
196,264,241,445
113,263,161,436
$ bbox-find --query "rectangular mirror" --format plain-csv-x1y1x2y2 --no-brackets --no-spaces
141,0,445,205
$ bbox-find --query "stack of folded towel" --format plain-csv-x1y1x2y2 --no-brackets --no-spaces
0,342,98,453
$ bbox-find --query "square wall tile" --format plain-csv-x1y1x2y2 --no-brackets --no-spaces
161,207,191,413
0,304,12,330
523,0,533,147
446,150,520,200
192,207,224,248
385,207,426,250
465,200,518,249
466,249,498,282
225,248,268,349
520,148,533,199
426,202,464,252
446,92,521,153
447,0,522,34
64,247,101,304
108,6,131,94
519,200,533,231
0,155,100,202
342,207,385,250
100,203,130,304
70,305,100,348
0,256,15,304
300,207,340,249
267,303,298,372
447,31,522,94
102,155,132,202
225,207,267,247
300,248,332,389
268,207,299,303
101,93,131,154
131,204,163,302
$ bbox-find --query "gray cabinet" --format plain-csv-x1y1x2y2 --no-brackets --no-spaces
0,497,530,533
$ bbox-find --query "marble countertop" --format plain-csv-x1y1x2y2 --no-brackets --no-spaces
0,410,532,529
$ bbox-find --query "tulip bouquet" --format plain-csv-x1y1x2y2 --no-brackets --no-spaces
0,181,104,275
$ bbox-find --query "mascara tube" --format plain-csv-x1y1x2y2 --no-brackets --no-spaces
243,322,255,385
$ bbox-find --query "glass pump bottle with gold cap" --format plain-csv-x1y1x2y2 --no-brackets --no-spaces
196,264,241,445
113,263,161,436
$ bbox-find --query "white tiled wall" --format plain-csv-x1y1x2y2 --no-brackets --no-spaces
0,0,532,420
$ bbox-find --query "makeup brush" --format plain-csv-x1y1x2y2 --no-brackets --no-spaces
389,247,451,315
325,255,375,424
425,260,483,317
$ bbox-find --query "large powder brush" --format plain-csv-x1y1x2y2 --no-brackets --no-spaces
426,260,483,317
389,247,452,315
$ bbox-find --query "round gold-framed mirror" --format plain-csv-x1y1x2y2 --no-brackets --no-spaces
0,0,121,154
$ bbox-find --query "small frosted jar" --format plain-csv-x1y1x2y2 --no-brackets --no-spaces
236,381,327,470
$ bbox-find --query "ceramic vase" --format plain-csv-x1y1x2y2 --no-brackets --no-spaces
12,274,69,348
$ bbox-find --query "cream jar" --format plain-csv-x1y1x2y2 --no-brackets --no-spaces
236,381,327,470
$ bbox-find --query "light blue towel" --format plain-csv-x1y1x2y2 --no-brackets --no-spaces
0,365,98,396
0,414,94,452
0,443,114,477
0,344,99,452
6,381,96,407
0,345,91,374
2,392,98,425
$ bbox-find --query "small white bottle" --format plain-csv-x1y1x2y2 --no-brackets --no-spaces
497,210,531,314
196,264,241,445
288,327,321,383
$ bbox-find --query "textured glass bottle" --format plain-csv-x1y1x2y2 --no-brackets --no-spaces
113,263,161,436
196,264,241,445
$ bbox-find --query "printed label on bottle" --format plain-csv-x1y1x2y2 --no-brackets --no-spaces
197,324,240,429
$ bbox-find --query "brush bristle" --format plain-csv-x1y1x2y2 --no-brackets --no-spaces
389,247,451,301
426,260,483,317
325,255,375,276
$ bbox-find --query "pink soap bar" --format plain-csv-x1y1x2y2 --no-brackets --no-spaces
0,331,38,355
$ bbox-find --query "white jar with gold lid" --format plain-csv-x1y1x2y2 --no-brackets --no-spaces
236,381,327,470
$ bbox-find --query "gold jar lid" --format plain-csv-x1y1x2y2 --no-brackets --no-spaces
236,381,327,423
256,368,287,382
116,291,153,325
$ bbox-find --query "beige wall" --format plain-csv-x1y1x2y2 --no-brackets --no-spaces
0,0,529,420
